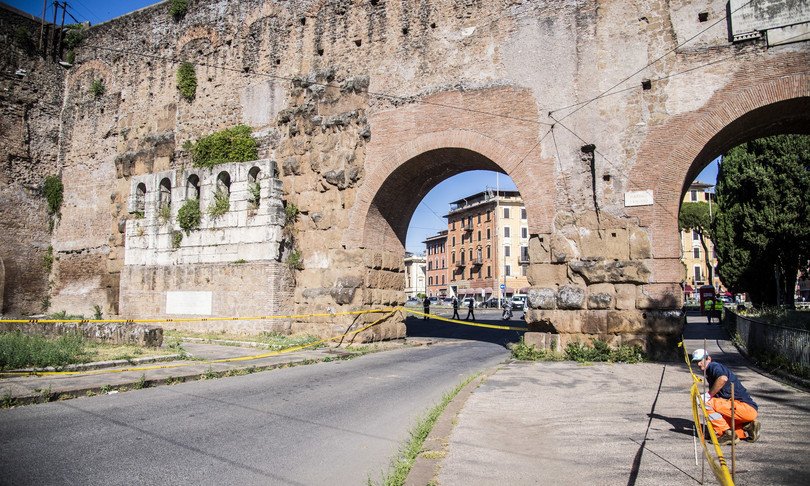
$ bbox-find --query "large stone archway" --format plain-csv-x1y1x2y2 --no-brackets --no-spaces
629,69,810,268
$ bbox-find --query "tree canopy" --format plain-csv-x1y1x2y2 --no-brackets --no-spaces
713,135,810,307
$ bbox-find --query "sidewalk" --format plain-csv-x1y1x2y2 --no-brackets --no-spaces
0,340,397,406
424,315,810,485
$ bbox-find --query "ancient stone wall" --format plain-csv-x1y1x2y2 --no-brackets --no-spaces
0,6,64,315
6,1,806,352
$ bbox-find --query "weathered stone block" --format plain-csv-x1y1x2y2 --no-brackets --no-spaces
331,275,363,305
523,331,561,352
527,287,556,309
527,263,567,287
644,310,685,335
580,228,629,260
588,291,614,310
614,284,637,310
629,227,652,259
580,310,607,334
557,285,585,309
636,283,681,309
528,234,552,264
606,310,647,333
550,233,576,263
569,259,651,285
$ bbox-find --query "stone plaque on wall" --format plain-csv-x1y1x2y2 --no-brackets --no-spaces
730,0,810,42
166,291,213,315
624,190,654,207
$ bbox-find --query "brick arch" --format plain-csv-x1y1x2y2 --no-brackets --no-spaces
67,59,115,93
176,26,221,54
628,71,810,265
344,129,554,252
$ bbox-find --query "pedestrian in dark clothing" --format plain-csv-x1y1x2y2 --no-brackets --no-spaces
452,298,460,319
465,298,475,321
423,297,430,320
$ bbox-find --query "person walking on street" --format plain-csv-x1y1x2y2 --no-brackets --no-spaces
703,297,715,324
452,297,460,320
423,296,430,320
465,298,476,321
692,348,761,445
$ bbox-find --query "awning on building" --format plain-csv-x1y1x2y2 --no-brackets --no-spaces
519,287,529,293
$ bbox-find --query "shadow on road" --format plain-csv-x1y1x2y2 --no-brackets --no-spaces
404,312,525,348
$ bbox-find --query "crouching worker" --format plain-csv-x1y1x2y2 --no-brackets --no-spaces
692,348,761,445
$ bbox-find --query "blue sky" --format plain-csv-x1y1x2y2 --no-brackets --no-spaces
9,0,159,24
8,0,722,255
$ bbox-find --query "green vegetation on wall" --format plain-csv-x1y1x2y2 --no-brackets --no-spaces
169,0,189,19
89,79,105,97
171,231,183,249
177,199,201,233
43,175,63,215
176,61,197,101
185,125,258,168
208,190,230,218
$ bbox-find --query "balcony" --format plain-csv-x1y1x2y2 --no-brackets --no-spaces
471,257,483,266
455,261,466,268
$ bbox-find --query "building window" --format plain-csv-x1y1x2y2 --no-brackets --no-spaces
521,265,527,276
460,250,465,264
477,214,481,223
469,249,473,261
442,274,445,284
693,247,700,258
486,266,491,277
692,230,700,242
478,230,481,241
451,252,455,264
429,276,433,285
504,227,510,238
503,207,510,219
487,246,491,258
690,190,698,202
521,208,526,219
504,245,511,257
486,228,491,240
441,258,445,268
468,216,473,228
693,266,702,282
521,227,528,239
521,246,529,261
451,221,455,230
505,265,511,276
486,210,491,221
428,261,433,270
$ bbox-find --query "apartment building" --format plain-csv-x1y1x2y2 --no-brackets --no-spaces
423,231,448,298
680,181,722,299
403,253,426,299
424,189,529,303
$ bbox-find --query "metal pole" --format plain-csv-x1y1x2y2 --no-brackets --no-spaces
58,1,67,60
39,0,47,51
701,338,707,485
51,1,58,61
731,383,736,481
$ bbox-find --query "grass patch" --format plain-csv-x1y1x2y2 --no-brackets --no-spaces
375,374,478,486
0,332,84,370
510,337,645,364
207,189,230,218
509,337,560,361
185,124,257,168
0,332,179,370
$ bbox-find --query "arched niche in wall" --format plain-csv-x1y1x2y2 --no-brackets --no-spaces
186,174,200,200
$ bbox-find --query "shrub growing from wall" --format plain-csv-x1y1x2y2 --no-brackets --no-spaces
43,175,63,215
185,125,258,168
176,61,197,101
177,199,201,233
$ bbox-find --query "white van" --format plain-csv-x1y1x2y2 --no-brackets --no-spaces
511,294,527,311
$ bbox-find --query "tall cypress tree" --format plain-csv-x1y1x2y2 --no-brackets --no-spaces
713,135,810,307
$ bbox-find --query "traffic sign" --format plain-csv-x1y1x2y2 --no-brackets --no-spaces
500,284,505,290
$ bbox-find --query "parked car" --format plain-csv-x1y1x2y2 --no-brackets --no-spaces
461,297,479,308
405,297,420,306
428,296,439,305
511,294,528,311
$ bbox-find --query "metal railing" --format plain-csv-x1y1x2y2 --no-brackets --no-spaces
727,310,809,371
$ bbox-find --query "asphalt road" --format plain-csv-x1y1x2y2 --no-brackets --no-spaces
0,318,514,486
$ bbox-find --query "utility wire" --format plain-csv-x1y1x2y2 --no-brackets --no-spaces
549,0,757,122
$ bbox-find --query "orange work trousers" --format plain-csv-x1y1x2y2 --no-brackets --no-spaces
706,397,758,439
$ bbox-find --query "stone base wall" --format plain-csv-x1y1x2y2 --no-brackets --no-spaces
0,321,163,347
119,261,292,333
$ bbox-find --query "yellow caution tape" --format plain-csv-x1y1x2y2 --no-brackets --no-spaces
0,307,525,377
0,308,397,325
680,340,734,486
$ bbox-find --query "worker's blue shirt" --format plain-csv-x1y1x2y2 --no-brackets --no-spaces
706,361,758,410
